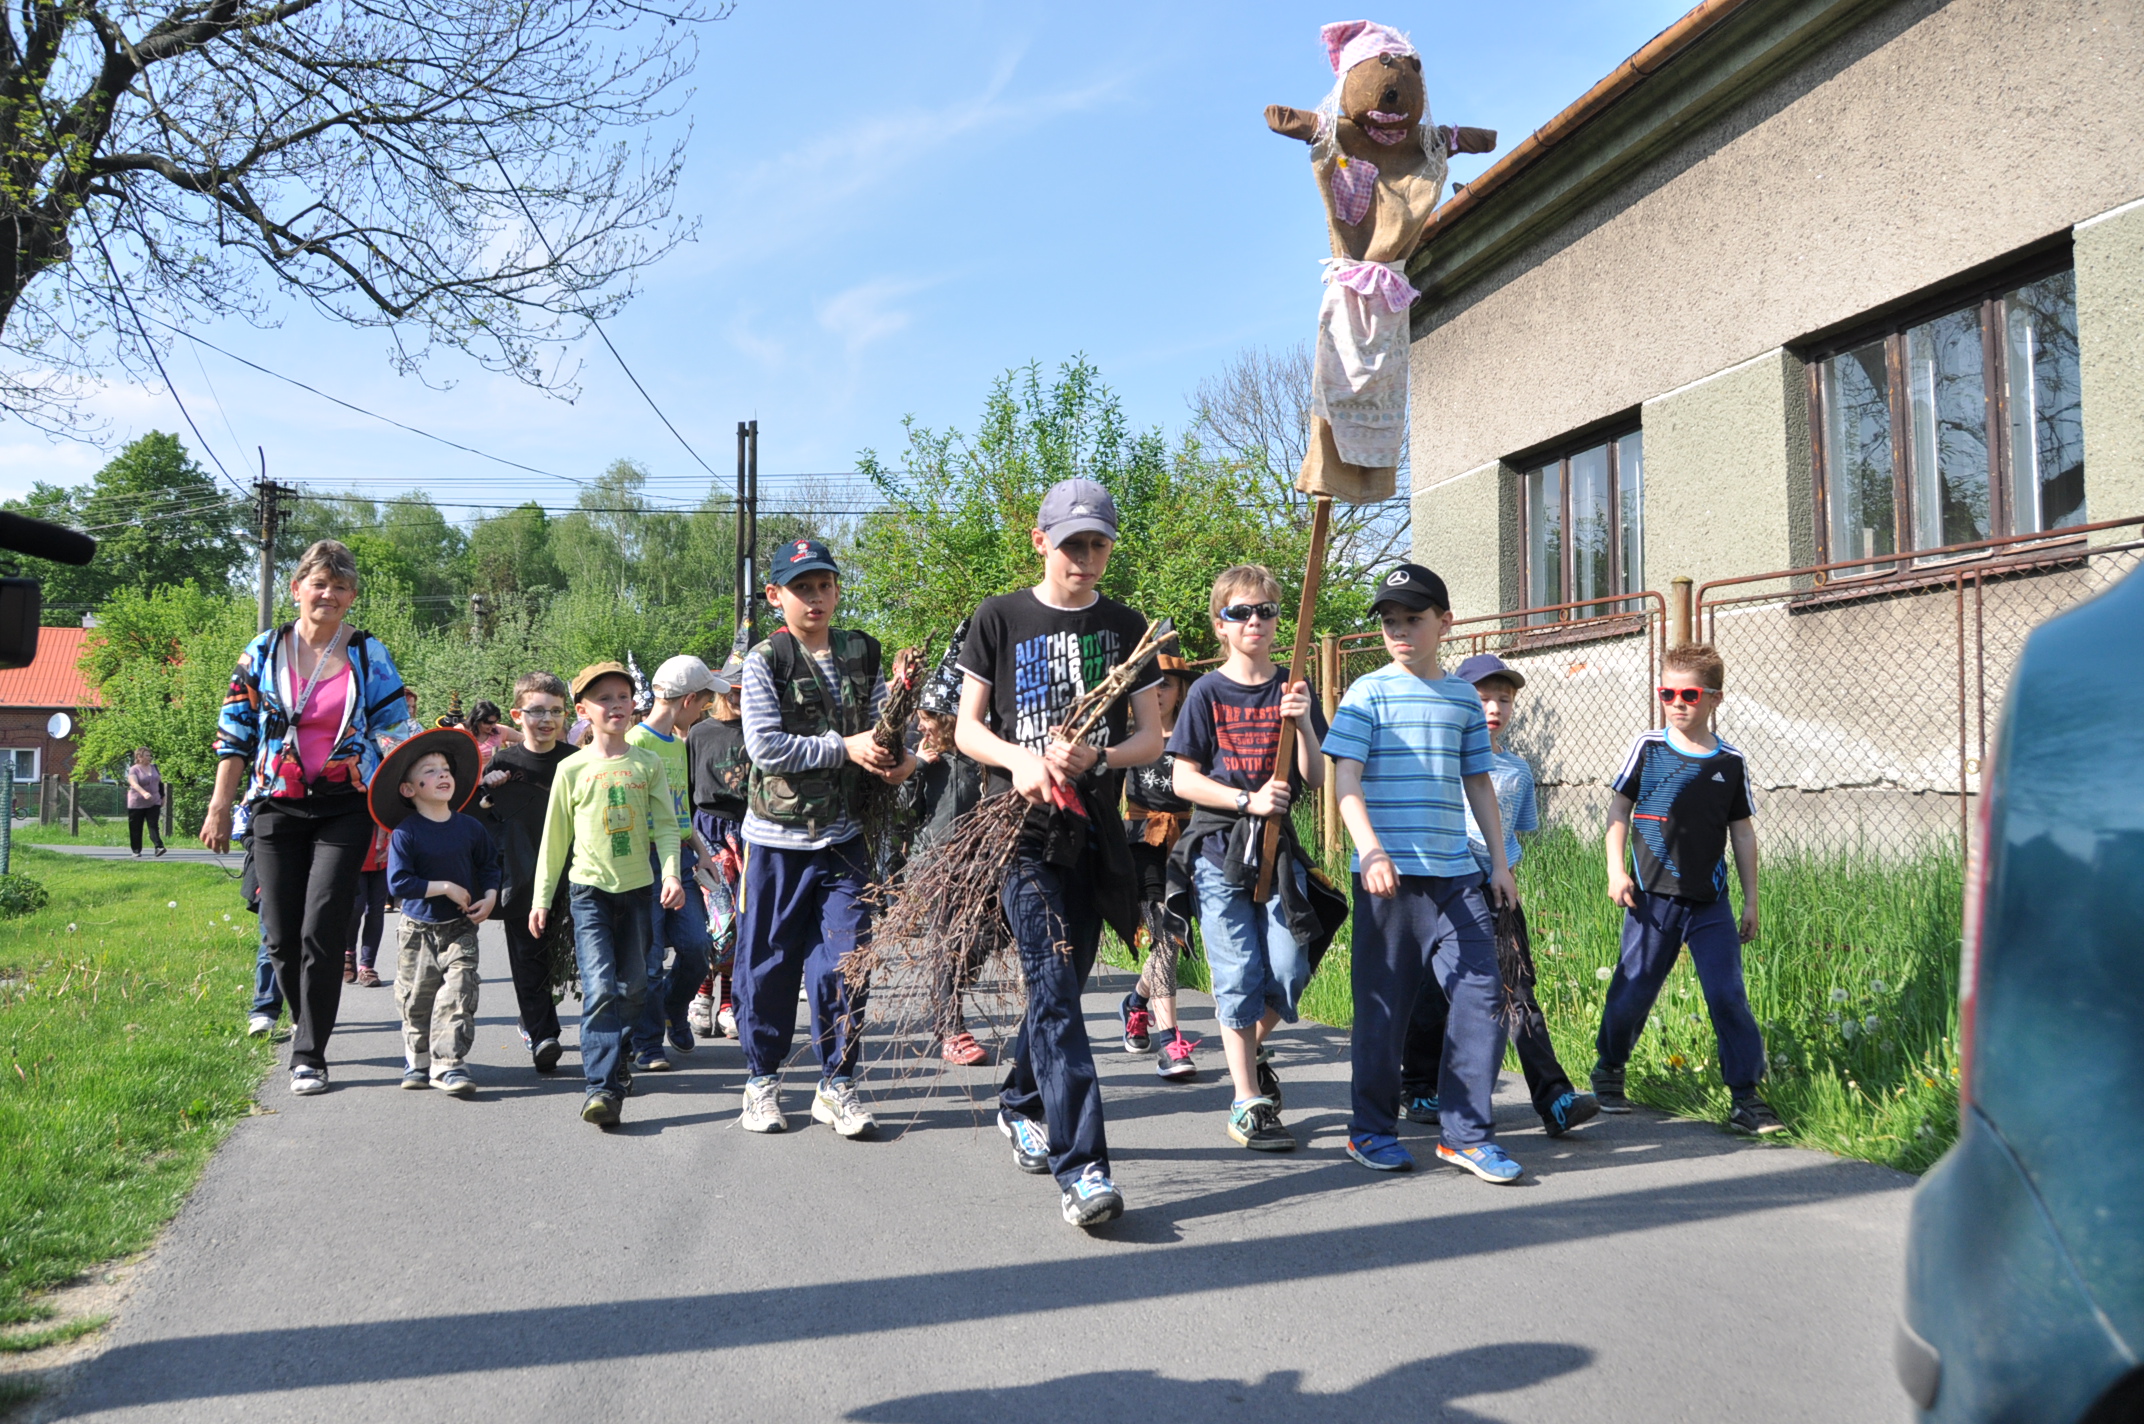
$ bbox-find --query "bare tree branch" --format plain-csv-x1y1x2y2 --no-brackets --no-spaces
3,0,724,432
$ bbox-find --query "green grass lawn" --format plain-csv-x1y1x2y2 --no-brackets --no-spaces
9,820,138,850
0,848,270,1339
1109,822,1961,1174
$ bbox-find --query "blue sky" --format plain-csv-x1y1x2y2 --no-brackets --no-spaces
2,0,1691,518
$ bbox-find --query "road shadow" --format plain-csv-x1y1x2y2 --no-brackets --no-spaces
55,1159,1896,1416
845,1344,1595,1423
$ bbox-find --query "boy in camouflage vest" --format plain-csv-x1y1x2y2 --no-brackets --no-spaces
734,539,913,1139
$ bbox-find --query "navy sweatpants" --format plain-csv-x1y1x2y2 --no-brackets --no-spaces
734,836,870,1081
1402,901,1573,1118
999,852,1110,1190
1349,872,1507,1149
1595,891,1765,1091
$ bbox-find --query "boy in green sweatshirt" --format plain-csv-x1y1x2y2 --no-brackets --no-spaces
531,661,684,1127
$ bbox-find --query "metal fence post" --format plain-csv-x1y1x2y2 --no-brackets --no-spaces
67,777,79,836
1670,576,1693,648
1,755,13,877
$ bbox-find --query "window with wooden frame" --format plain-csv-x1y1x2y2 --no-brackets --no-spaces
1520,429,1643,620
1810,264,2084,577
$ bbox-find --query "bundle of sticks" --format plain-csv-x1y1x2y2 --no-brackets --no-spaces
859,644,926,865
841,619,1177,1042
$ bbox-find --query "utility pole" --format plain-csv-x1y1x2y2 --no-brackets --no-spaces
735,422,749,641
254,451,295,634
733,420,761,650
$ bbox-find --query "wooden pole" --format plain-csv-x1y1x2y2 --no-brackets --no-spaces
1254,495,1333,903
1670,575,1693,648
1318,631,1339,862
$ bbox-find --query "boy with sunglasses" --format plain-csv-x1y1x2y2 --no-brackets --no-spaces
1165,565,1329,1152
1594,642,1782,1136
1327,563,1522,1183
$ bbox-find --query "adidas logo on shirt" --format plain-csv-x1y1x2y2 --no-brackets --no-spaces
1711,772,1726,781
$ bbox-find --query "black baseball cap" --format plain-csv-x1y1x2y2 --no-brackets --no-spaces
1370,562,1450,614
771,537,840,585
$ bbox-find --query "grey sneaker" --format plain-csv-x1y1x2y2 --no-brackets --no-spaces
289,1065,328,1096
740,1075,787,1133
400,1066,430,1090
581,1091,620,1126
1591,1064,1633,1114
688,993,715,1038
1060,1164,1124,1227
435,1067,475,1098
532,1039,563,1074
1729,1094,1787,1137
811,1077,877,1139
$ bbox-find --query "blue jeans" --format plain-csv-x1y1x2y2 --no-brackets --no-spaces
1192,857,1311,1032
999,853,1109,1190
1596,891,1765,1092
569,882,652,1096
251,930,282,1017
733,837,871,1080
1348,872,1507,1149
632,843,712,1061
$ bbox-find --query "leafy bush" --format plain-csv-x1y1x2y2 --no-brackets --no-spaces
0,874,49,919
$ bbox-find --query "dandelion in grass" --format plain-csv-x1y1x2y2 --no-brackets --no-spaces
1881,1039,1896,1053
222,913,231,922
1841,1019,1858,1040
1669,1054,1686,1068
66,922,76,933
1863,1015,1881,1033
1829,987,1849,1003
1871,979,1887,993
1595,966,1613,981
167,901,177,909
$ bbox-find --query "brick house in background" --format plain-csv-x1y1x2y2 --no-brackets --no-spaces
0,626,99,789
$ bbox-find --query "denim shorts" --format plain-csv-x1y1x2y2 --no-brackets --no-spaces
1193,857,1311,1031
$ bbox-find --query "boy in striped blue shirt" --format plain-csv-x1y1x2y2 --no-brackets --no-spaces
1326,564,1522,1183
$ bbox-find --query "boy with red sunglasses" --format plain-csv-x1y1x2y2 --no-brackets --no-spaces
1593,642,1783,1137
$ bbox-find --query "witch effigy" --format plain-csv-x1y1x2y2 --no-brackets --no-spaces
1240,21,1495,900
1267,19,1495,503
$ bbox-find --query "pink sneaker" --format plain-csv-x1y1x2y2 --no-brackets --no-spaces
1156,1032,1198,1081
1119,994,1153,1053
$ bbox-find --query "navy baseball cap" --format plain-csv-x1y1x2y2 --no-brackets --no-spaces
1370,562,1450,614
771,537,840,585
1036,478,1119,546
1453,652,1525,690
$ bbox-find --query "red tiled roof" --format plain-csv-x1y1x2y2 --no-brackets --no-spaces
0,626,101,710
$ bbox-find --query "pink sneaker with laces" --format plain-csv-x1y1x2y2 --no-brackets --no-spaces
1119,994,1153,1053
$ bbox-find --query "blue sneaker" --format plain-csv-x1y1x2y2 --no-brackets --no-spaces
997,1109,1051,1175
1060,1164,1124,1227
1541,1090,1600,1138
1437,1142,1524,1183
1346,1133,1415,1172
667,1021,696,1055
1397,1086,1440,1125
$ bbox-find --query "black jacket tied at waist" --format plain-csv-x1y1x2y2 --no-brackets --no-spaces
1163,805,1350,973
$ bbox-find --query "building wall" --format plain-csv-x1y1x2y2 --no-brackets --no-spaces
1409,0,2144,587
2075,197,2144,541
0,710,76,784
1410,460,1511,618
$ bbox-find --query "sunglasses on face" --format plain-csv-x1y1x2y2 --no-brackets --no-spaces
1657,686,1712,705
1219,601,1280,623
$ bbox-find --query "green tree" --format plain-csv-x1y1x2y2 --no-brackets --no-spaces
466,503,565,598
847,357,1362,662
75,583,257,829
3,431,246,622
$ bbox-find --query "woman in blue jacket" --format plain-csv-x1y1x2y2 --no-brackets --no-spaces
202,539,421,1096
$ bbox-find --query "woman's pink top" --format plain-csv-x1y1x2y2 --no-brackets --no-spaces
294,664,351,779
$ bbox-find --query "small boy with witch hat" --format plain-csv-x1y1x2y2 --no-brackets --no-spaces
735,538,913,1139
955,478,1170,1228
374,725,501,1098
530,661,685,1128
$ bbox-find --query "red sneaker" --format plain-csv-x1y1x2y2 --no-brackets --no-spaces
1157,1033,1198,1081
1119,994,1153,1053
940,1032,988,1066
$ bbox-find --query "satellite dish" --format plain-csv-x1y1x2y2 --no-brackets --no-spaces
45,712,71,739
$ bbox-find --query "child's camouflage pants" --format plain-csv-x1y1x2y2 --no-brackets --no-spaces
395,915,481,1072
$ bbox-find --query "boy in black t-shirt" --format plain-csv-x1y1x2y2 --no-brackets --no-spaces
476,671,578,1074
1165,564,1329,1153
955,478,1167,1229
1593,642,1784,1137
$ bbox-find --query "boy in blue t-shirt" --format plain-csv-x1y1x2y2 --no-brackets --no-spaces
1326,564,1522,1183
1397,654,1599,1138
1593,642,1783,1137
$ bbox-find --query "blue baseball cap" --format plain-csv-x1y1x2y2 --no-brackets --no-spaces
1453,652,1525,690
1036,478,1119,546
771,537,840,585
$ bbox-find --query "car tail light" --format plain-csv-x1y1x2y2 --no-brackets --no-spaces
1957,757,1997,1115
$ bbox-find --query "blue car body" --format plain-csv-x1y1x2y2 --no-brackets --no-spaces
1899,564,2144,1421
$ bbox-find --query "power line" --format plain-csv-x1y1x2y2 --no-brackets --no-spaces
478,130,724,484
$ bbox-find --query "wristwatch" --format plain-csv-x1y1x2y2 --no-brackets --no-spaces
1234,789,1252,814
1092,746,1109,776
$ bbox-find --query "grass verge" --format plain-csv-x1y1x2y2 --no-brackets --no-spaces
0,848,270,1328
1108,823,1961,1174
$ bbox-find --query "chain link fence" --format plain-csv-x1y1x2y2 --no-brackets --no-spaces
1297,522,2141,862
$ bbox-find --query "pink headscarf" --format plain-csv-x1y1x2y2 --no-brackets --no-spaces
1321,19,1416,75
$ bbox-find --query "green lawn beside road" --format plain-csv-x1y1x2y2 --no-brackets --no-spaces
0,849,268,1344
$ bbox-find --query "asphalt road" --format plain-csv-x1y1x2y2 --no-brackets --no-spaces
45,921,1915,1423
